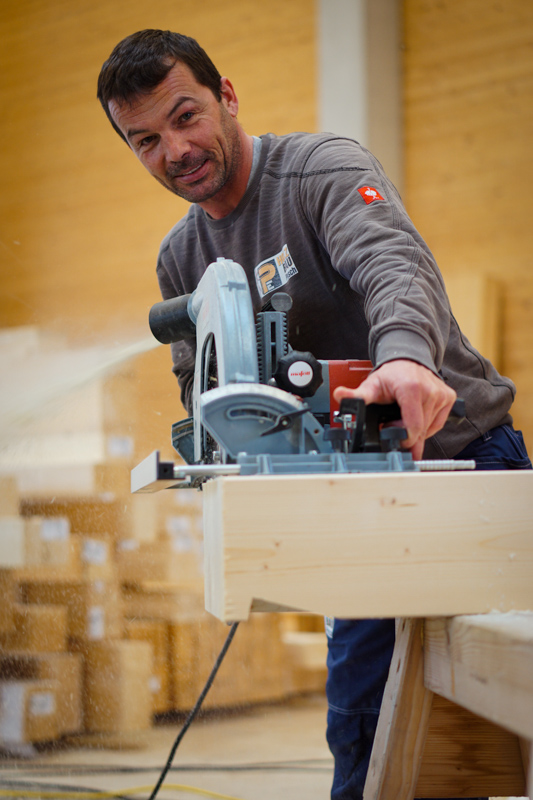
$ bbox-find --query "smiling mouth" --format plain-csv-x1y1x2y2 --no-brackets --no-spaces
169,158,209,183
182,163,204,176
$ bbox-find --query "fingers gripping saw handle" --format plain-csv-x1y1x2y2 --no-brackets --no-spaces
337,398,466,453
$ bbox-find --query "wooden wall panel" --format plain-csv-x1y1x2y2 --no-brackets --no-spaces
0,0,316,460
403,0,533,449
503,278,533,447
5,0,532,462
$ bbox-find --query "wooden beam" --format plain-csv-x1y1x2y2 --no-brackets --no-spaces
424,613,533,740
444,272,503,371
520,738,532,800
281,631,328,670
202,471,533,622
365,619,526,799
364,619,433,800
317,0,403,189
520,737,531,775
416,694,526,798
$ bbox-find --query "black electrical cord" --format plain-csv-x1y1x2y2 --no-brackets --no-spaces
0,760,333,777
0,759,333,800
147,621,240,800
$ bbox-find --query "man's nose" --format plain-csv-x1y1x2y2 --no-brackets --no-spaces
161,132,191,164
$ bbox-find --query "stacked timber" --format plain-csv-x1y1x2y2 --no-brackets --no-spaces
0,328,326,752
280,614,328,695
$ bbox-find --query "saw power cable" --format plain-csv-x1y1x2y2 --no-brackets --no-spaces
0,622,242,800
0,759,333,776
0,622,334,800
146,620,240,800
0,758,333,800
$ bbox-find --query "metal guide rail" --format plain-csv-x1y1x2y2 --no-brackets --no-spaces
131,450,475,493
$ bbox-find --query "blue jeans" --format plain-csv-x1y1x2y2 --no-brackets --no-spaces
325,424,532,800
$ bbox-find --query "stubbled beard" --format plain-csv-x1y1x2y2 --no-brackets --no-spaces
164,155,225,203
163,108,242,204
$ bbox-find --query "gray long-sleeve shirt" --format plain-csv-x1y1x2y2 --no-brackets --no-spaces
156,132,514,458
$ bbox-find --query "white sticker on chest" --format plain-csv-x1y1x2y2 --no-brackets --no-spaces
254,244,298,297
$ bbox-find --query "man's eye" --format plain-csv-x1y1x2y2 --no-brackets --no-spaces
179,111,194,123
139,135,155,148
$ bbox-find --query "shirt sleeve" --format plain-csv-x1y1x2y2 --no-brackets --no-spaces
298,137,451,375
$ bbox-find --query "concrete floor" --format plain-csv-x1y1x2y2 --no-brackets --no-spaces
0,693,333,800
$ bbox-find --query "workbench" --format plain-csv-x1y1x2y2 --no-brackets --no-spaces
202,469,533,798
365,615,532,799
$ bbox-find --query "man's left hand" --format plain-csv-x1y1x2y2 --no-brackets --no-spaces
332,359,457,460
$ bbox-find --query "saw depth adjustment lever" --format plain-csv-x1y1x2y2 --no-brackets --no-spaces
337,398,466,454
259,404,311,437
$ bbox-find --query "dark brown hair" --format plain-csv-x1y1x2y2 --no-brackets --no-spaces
97,29,222,142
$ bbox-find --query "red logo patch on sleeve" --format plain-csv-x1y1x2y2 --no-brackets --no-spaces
358,186,384,204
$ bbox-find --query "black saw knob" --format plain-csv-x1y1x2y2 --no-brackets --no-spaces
380,426,408,452
273,351,323,397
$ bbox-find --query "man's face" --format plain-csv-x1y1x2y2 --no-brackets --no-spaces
109,62,242,207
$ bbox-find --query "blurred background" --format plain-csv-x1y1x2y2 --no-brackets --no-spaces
0,0,532,765
2,0,533,458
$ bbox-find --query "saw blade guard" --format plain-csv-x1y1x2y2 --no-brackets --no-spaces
188,259,260,461
201,383,332,460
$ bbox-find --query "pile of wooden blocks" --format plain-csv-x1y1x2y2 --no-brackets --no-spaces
0,328,327,753
0,473,326,751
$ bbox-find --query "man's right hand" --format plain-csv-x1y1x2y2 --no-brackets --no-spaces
333,359,457,460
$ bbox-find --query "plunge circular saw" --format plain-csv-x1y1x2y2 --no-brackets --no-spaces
131,258,473,492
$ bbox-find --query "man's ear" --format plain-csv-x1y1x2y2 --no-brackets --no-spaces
219,76,239,117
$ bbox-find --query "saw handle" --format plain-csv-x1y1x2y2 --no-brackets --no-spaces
338,398,466,453
149,294,196,344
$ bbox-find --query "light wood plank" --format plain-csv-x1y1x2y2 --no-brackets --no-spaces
281,631,328,670
526,739,533,800
317,0,403,190
424,613,533,741
404,0,533,450
364,618,432,800
444,272,502,371
519,737,532,798
203,471,533,622
416,694,526,798
366,618,526,799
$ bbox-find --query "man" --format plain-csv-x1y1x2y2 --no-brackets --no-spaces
98,29,531,799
